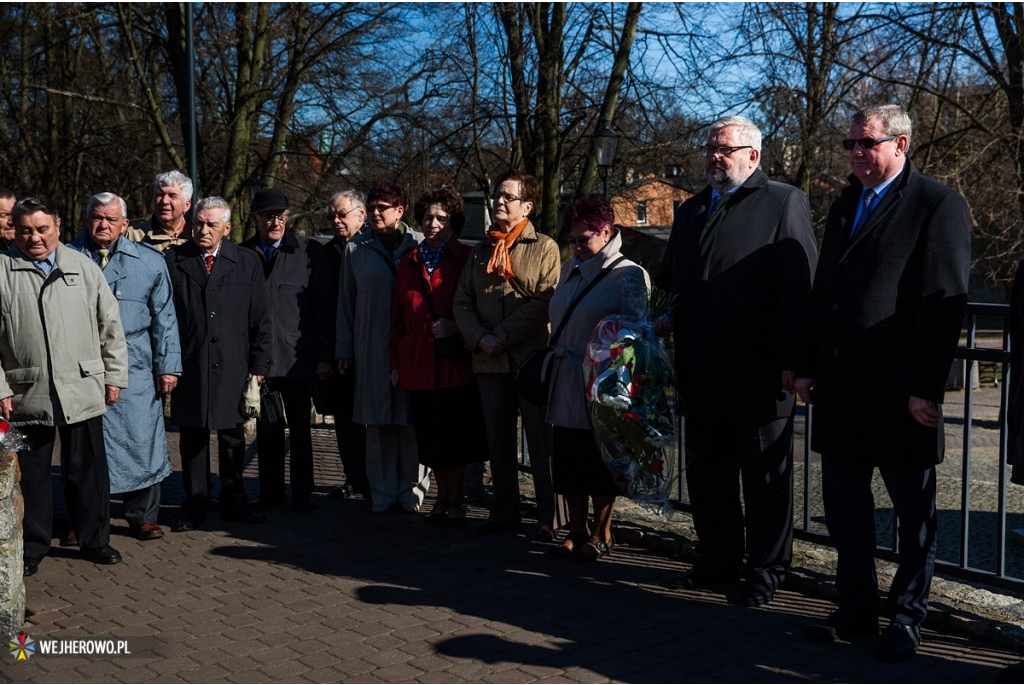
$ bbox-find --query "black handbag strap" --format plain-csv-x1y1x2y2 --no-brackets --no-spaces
549,256,626,345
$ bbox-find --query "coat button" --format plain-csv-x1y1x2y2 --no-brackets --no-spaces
840,259,849,267
832,303,839,311
211,337,218,343
209,311,216,317
832,349,839,358
212,363,220,369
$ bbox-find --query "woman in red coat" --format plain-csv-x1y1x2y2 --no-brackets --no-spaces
389,187,487,525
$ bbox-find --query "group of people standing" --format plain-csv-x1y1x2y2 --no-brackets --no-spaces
657,104,970,664
1,101,977,664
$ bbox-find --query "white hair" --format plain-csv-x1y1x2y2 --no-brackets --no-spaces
709,115,763,151
153,170,194,202
86,192,127,219
195,196,231,223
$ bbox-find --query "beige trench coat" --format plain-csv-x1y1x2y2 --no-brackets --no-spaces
453,220,560,374
0,244,129,426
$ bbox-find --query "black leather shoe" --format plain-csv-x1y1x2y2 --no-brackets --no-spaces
222,506,265,524
667,564,741,590
254,495,288,512
479,519,520,534
804,606,879,641
875,622,920,662
82,545,122,565
173,518,195,532
24,557,41,576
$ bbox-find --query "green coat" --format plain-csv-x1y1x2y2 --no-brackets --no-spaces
0,244,129,426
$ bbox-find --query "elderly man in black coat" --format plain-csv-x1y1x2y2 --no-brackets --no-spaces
655,115,817,607
241,188,334,512
796,104,971,661
166,196,272,531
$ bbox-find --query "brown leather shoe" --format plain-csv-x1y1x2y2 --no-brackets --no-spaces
130,522,165,541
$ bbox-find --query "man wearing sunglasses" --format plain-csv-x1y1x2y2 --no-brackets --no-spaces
654,116,817,609
796,104,971,661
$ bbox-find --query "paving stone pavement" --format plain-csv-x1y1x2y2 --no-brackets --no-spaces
5,423,1023,683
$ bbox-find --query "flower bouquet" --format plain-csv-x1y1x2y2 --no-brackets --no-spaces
584,288,678,513
0,417,27,454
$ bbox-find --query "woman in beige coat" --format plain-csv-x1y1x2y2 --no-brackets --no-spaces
546,195,649,561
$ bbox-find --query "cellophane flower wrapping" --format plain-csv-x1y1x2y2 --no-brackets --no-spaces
584,292,677,515
0,417,29,453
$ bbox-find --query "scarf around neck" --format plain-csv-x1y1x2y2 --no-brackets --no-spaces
486,217,529,281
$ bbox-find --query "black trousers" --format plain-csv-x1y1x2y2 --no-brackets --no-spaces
256,378,314,503
684,415,794,588
332,370,368,495
179,424,247,519
19,417,110,560
822,458,937,626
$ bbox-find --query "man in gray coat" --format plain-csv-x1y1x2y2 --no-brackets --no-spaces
70,192,182,541
0,195,129,575
241,188,333,512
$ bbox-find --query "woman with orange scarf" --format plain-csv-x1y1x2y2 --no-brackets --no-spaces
453,170,565,540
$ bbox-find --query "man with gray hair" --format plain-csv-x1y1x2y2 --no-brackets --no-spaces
0,187,15,251
0,195,129,575
165,196,271,531
796,104,970,660
127,170,194,251
323,189,369,498
655,115,817,606
69,192,182,541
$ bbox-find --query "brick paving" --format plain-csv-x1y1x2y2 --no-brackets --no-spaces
5,424,1023,683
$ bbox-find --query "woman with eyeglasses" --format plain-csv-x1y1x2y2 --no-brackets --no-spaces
388,187,487,525
336,182,430,514
546,195,649,561
453,169,565,540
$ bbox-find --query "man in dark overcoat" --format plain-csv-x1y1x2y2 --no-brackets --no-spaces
654,115,817,607
165,196,272,531
323,189,369,498
795,104,970,661
241,188,333,512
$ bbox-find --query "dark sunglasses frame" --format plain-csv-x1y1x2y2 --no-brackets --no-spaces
841,135,897,151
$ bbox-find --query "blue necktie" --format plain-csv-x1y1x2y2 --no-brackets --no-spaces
851,189,876,238
263,245,276,262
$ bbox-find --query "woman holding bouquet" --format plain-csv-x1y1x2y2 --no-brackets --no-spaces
546,195,649,561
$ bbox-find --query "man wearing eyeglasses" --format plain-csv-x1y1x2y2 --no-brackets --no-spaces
654,115,817,609
323,189,369,499
795,104,970,661
241,188,333,513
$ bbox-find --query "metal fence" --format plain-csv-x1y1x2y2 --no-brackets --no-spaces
672,302,1024,592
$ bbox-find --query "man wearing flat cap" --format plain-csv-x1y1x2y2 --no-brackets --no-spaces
242,188,334,512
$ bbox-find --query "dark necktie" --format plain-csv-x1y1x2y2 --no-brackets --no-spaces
851,189,876,238
204,254,215,273
263,245,276,262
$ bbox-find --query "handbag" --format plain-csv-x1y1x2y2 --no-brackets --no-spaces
259,381,287,428
514,256,625,408
415,269,472,366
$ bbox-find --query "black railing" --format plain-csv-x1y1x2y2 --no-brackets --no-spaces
672,302,1023,592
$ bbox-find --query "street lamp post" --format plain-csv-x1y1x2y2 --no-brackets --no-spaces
591,125,619,199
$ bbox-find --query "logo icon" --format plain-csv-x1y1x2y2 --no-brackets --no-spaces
9,633,35,661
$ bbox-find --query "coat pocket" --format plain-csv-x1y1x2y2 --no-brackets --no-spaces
78,358,106,378
3,366,41,387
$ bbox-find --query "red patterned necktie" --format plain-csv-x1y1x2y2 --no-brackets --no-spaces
204,253,215,273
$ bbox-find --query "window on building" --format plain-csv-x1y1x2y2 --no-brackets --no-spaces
636,201,648,225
